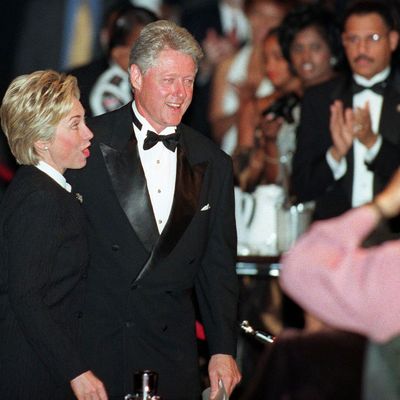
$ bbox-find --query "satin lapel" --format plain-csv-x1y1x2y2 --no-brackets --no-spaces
379,74,400,144
100,138,159,253
133,140,208,282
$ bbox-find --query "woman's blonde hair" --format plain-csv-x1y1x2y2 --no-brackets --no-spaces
0,70,80,165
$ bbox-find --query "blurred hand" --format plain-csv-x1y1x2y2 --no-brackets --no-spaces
208,354,241,399
329,100,354,161
374,168,400,219
352,102,376,148
202,29,238,67
260,114,284,141
233,81,258,106
70,370,108,400
281,76,303,97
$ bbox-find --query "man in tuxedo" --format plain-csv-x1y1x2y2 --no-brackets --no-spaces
68,20,241,400
292,0,400,220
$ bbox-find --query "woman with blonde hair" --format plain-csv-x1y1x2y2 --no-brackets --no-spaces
0,70,107,399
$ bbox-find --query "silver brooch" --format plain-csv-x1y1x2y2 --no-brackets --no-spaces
75,193,83,203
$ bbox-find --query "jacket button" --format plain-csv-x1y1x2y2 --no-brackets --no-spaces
76,311,83,319
131,283,140,290
125,320,134,328
111,244,120,251
81,272,88,279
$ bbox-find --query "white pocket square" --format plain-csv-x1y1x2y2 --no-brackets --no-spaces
200,203,211,211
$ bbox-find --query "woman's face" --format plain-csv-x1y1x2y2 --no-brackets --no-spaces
39,97,93,174
290,26,334,87
263,34,293,88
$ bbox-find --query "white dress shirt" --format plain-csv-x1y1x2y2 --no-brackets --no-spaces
35,160,72,192
326,67,390,207
132,102,177,234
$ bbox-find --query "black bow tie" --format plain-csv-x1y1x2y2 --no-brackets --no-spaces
131,109,179,152
143,130,180,152
352,80,387,95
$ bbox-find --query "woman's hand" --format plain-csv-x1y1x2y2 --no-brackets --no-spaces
70,370,108,400
260,114,284,141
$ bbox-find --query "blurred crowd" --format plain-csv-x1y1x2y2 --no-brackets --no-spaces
2,0,400,398
0,0,352,196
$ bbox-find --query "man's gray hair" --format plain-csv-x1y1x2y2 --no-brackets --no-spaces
129,20,204,73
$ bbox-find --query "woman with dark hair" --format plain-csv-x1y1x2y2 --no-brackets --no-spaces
279,3,343,88
209,0,294,154
234,27,301,191
234,3,342,191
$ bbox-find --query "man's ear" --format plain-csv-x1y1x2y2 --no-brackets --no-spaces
389,30,399,52
129,64,142,91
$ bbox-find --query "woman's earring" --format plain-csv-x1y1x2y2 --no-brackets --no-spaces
330,56,337,67
44,146,49,150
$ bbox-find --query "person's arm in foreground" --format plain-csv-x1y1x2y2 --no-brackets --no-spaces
280,169,400,343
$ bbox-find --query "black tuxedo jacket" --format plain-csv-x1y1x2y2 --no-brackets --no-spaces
67,103,239,399
292,70,400,220
0,166,88,399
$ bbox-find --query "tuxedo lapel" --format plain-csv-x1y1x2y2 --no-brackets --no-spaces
100,129,159,254
133,128,208,282
379,72,400,144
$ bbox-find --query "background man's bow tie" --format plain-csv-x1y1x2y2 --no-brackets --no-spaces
143,130,180,152
352,80,387,95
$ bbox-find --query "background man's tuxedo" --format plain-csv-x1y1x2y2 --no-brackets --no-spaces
68,103,239,399
292,70,400,220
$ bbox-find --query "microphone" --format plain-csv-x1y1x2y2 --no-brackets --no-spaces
240,320,275,344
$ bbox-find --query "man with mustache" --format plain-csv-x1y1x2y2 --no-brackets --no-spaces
292,0,400,221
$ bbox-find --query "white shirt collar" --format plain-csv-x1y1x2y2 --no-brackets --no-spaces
131,101,176,143
354,67,390,87
35,161,72,192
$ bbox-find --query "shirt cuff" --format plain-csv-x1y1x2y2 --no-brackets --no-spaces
364,134,382,163
326,149,347,180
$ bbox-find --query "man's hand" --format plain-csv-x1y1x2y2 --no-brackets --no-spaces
329,100,353,161
352,102,376,148
70,370,108,400
374,168,400,219
208,354,241,399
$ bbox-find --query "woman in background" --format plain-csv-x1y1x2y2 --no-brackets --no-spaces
234,26,301,191
234,4,342,192
209,0,293,154
279,3,342,90
0,70,107,399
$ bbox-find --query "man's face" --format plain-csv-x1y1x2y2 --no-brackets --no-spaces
130,49,196,132
342,13,399,79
